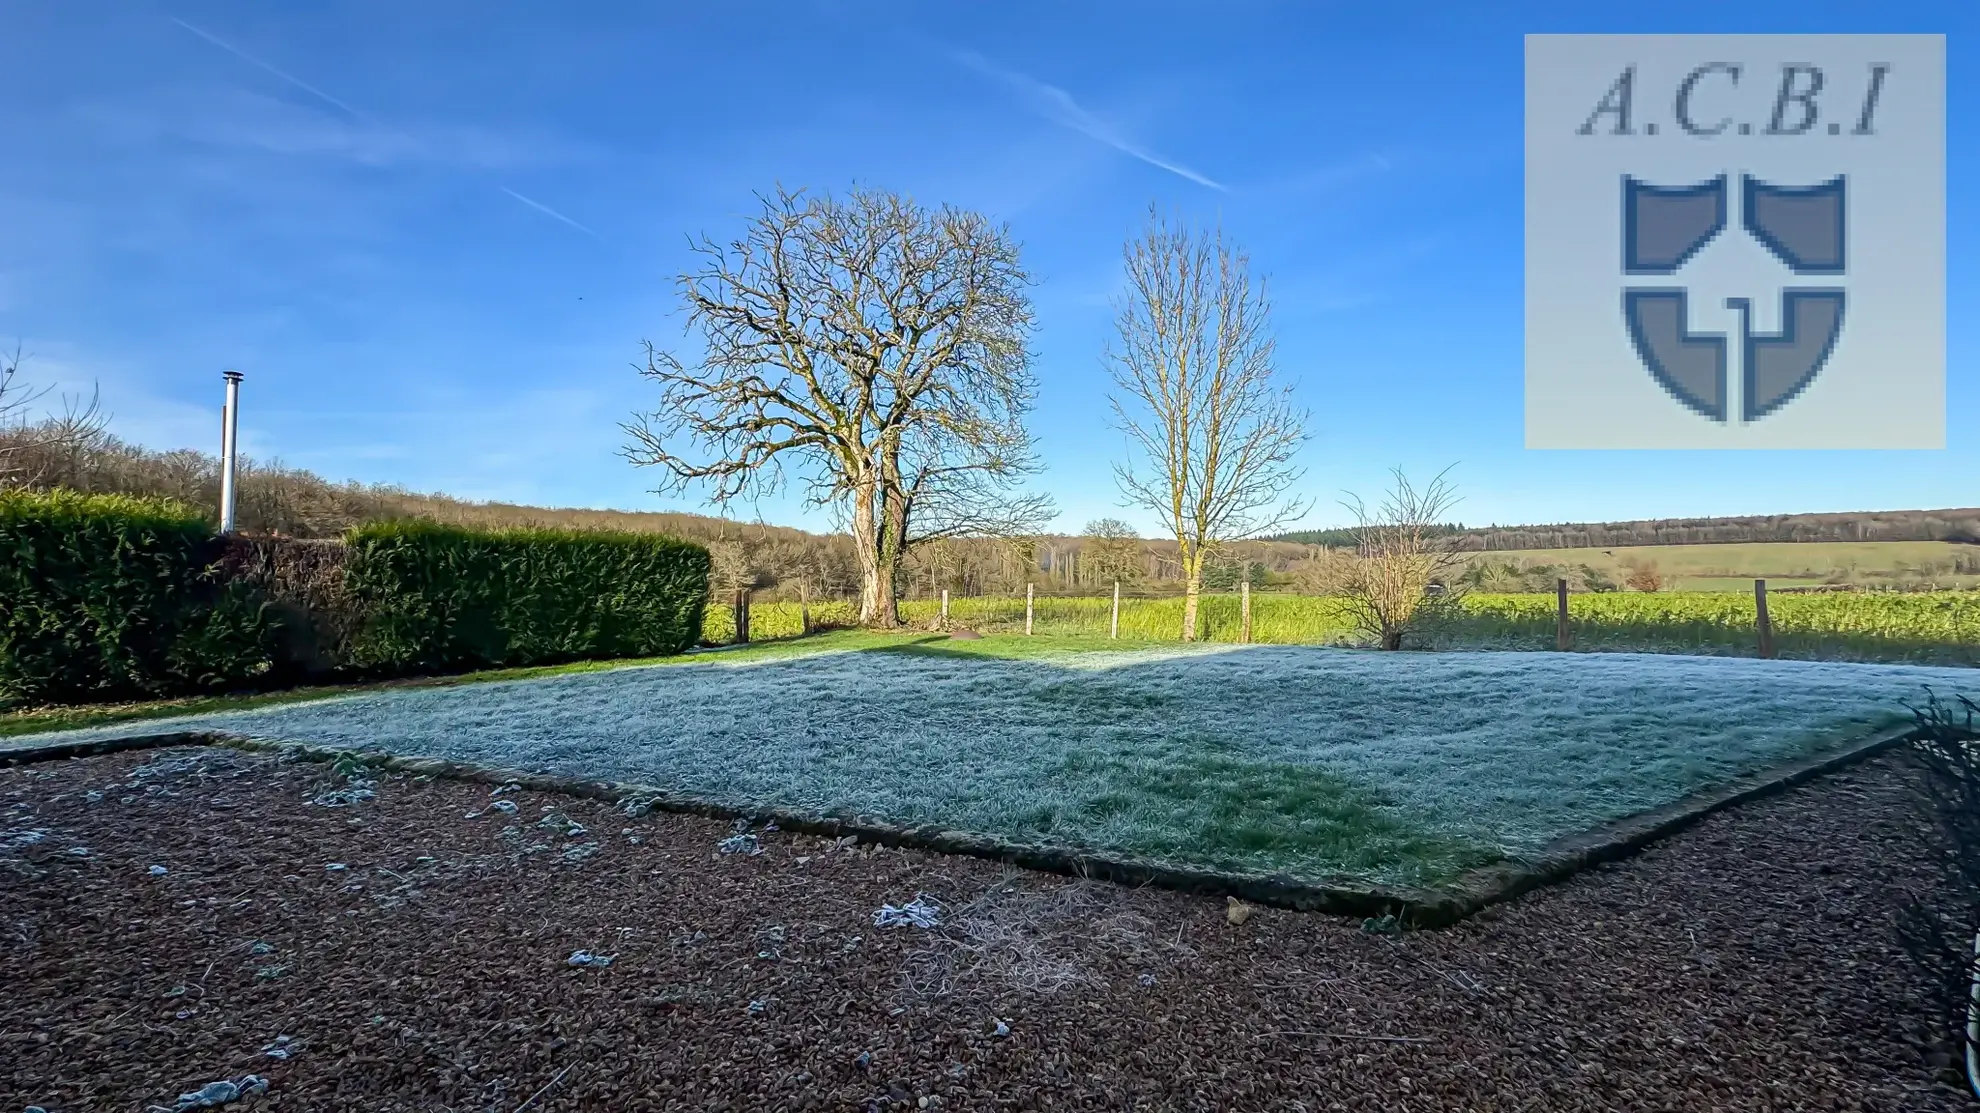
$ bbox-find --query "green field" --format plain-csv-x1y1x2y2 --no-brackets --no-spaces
705,589,1980,667
1465,540,1980,592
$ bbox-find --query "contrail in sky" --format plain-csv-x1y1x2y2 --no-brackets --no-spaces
501,187,600,238
170,17,366,120
170,16,600,239
954,50,1225,191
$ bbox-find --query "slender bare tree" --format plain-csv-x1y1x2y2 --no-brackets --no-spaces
624,186,1054,626
1106,210,1308,640
1339,466,1466,650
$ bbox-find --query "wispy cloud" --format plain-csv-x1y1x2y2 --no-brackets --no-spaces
500,187,599,238
953,50,1224,191
169,16,598,238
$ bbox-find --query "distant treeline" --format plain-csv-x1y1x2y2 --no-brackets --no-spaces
1276,510,1980,551
0,421,827,540
9,414,1977,605
1274,524,1468,548
0,419,1304,601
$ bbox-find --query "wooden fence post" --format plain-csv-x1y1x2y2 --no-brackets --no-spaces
1111,581,1121,640
941,588,949,622
1240,581,1252,644
1755,578,1774,658
734,588,751,645
1026,583,1035,636
1555,578,1571,651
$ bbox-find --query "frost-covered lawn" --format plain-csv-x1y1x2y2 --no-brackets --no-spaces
12,637,1974,888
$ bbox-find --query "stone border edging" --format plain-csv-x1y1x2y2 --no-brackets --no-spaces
0,722,1919,928
1443,721,1922,910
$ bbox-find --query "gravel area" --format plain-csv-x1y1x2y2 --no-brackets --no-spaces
2,745,1968,1111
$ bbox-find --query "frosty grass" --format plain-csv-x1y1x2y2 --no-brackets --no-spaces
12,643,1975,888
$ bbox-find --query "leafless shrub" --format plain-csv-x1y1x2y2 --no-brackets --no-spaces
1340,466,1467,650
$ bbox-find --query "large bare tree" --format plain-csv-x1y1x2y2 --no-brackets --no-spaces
1106,211,1308,640
625,187,1053,626
1340,466,1466,650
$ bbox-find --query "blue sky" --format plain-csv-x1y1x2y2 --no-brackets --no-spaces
0,1,1969,536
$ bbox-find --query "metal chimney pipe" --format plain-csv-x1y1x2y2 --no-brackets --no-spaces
218,370,243,534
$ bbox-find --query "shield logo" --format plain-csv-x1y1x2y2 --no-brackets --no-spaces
1621,174,1847,423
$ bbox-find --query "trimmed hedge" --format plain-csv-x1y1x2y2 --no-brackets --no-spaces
0,489,273,707
0,491,712,708
340,521,710,673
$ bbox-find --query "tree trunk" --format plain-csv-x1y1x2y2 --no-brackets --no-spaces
866,553,901,627
1180,557,1203,642
874,471,910,628
851,476,900,627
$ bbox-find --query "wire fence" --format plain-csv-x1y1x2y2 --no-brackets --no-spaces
700,586,1980,667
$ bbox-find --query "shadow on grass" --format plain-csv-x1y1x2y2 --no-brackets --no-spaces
1030,749,1498,887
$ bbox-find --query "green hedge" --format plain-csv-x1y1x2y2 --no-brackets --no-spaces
0,491,712,708
0,489,273,707
340,521,709,673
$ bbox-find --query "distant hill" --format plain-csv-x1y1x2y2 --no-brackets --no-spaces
1274,509,1980,551
0,420,824,545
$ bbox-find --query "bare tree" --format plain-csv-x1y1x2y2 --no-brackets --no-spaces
1340,466,1466,650
625,186,1053,626
1079,517,1143,586
1107,210,1308,640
